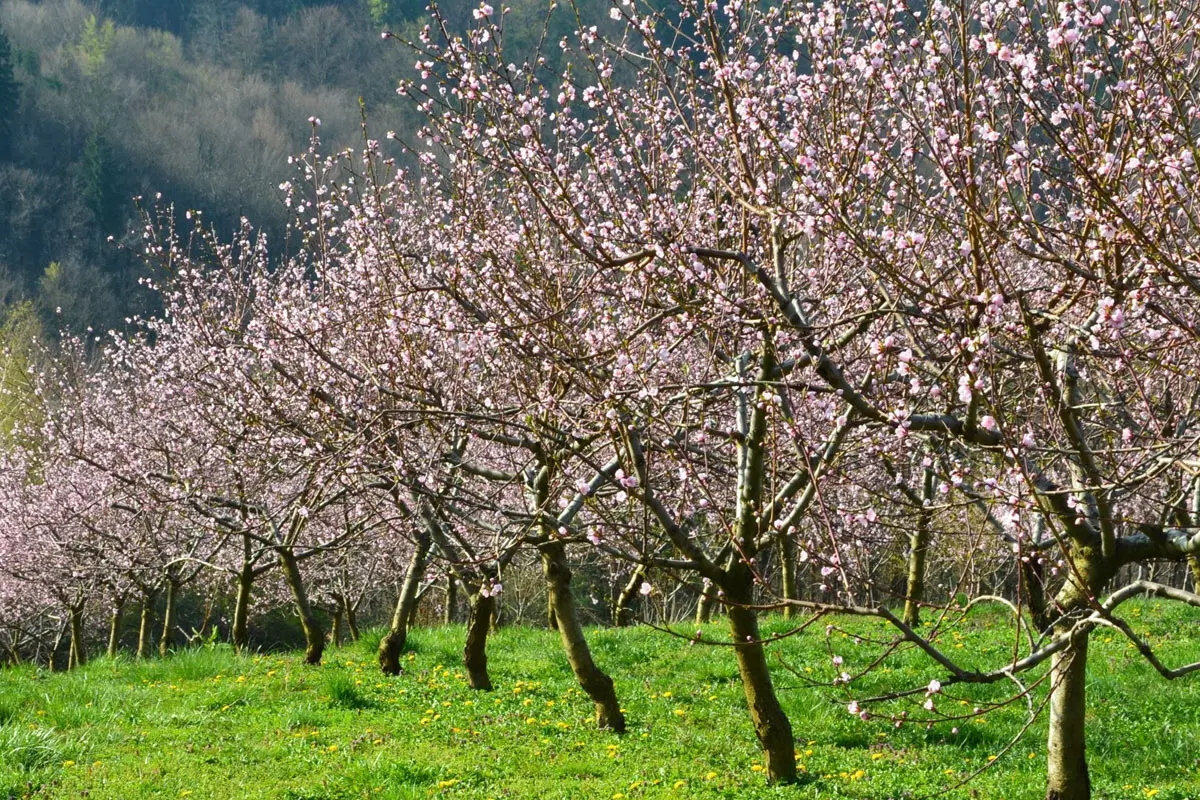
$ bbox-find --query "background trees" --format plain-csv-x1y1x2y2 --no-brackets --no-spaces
0,23,18,160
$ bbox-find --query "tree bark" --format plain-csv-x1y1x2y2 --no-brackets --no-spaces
158,580,177,658
720,340,795,783
542,542,625,731
1188,555,1200,592
547,590,558,630
50,621,65,672
696,584,716,624
614,564,646,628
1021,557,1052,633
330,608,343,648
902,467,934,627
463,591,494,690
344,599,360,642
278,548,324,665
1046,628,1090,800
726,573,796,783
443,574,457,625
489,597,501,632
779,536,798,620
68,605,87,669
406,591,421,630
231,565,253,652
378,535,431,675
137,592,155,659
1044,544,1109,800
107,597,124,658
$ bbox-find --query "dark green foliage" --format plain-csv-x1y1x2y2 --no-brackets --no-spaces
0,25,18,160
78,131,124,234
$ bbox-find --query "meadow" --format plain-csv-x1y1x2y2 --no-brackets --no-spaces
1,603,1197,800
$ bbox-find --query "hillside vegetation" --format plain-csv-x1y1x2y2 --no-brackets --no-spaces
0,0,608,338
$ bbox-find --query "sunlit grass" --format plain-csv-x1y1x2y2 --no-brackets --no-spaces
0,600,1197,798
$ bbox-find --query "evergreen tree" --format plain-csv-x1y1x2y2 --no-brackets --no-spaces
79,131,123,234
0,25,19,160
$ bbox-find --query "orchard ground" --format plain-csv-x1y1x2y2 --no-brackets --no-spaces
1,603,1197,800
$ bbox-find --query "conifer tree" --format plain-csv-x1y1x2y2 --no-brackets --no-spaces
0,25,19,160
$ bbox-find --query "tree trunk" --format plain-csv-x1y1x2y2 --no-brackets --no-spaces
902,530,930,626
903,468,934,627
696,584,716,624
406,591,421,630
547,591,558,630
159,580,177,658
278,548,324,665
137,592,155,659
330,608,343,648
68,605,87,669
444,575,457,625
1044,544,1109,800
1046,628,1090,800
1,633,19,666
344,599,360,642
107,598,124,658
232,565,253,652
49,621,66,672
463,591,494,690
1021,557,1052,633
614,564,646,628
779,536,797,620
726,567,796,784
1189,555,1200,592
542,542,625,731
378,536,430,675
489,597,501,632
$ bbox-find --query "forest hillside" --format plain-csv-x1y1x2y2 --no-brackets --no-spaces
0,0,606,339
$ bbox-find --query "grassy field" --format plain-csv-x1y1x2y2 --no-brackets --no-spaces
1,602,1198,800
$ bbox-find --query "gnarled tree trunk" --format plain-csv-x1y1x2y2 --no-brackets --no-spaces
779,537,798,619
463,591,494,690
107,597,124,658
722,340,796,784
232,564,253,652
137,591,155,659
542,542,625,731
726,569,795,783
68,604,87,669
444,574,457,625
614,564,646,627
329,608,343,648
278,548,324,665
1044,544,1110,800
344,598,359,642
406,590,422,630
1046,626,1090,800
696,583,716,624
379,535,431,675
902,468,934,627
1020,557,1052,634
158,579,177,658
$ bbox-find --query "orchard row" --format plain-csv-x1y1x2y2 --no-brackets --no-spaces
3,2,1200,798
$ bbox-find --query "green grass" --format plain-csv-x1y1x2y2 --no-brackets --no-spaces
1,601,1198,799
